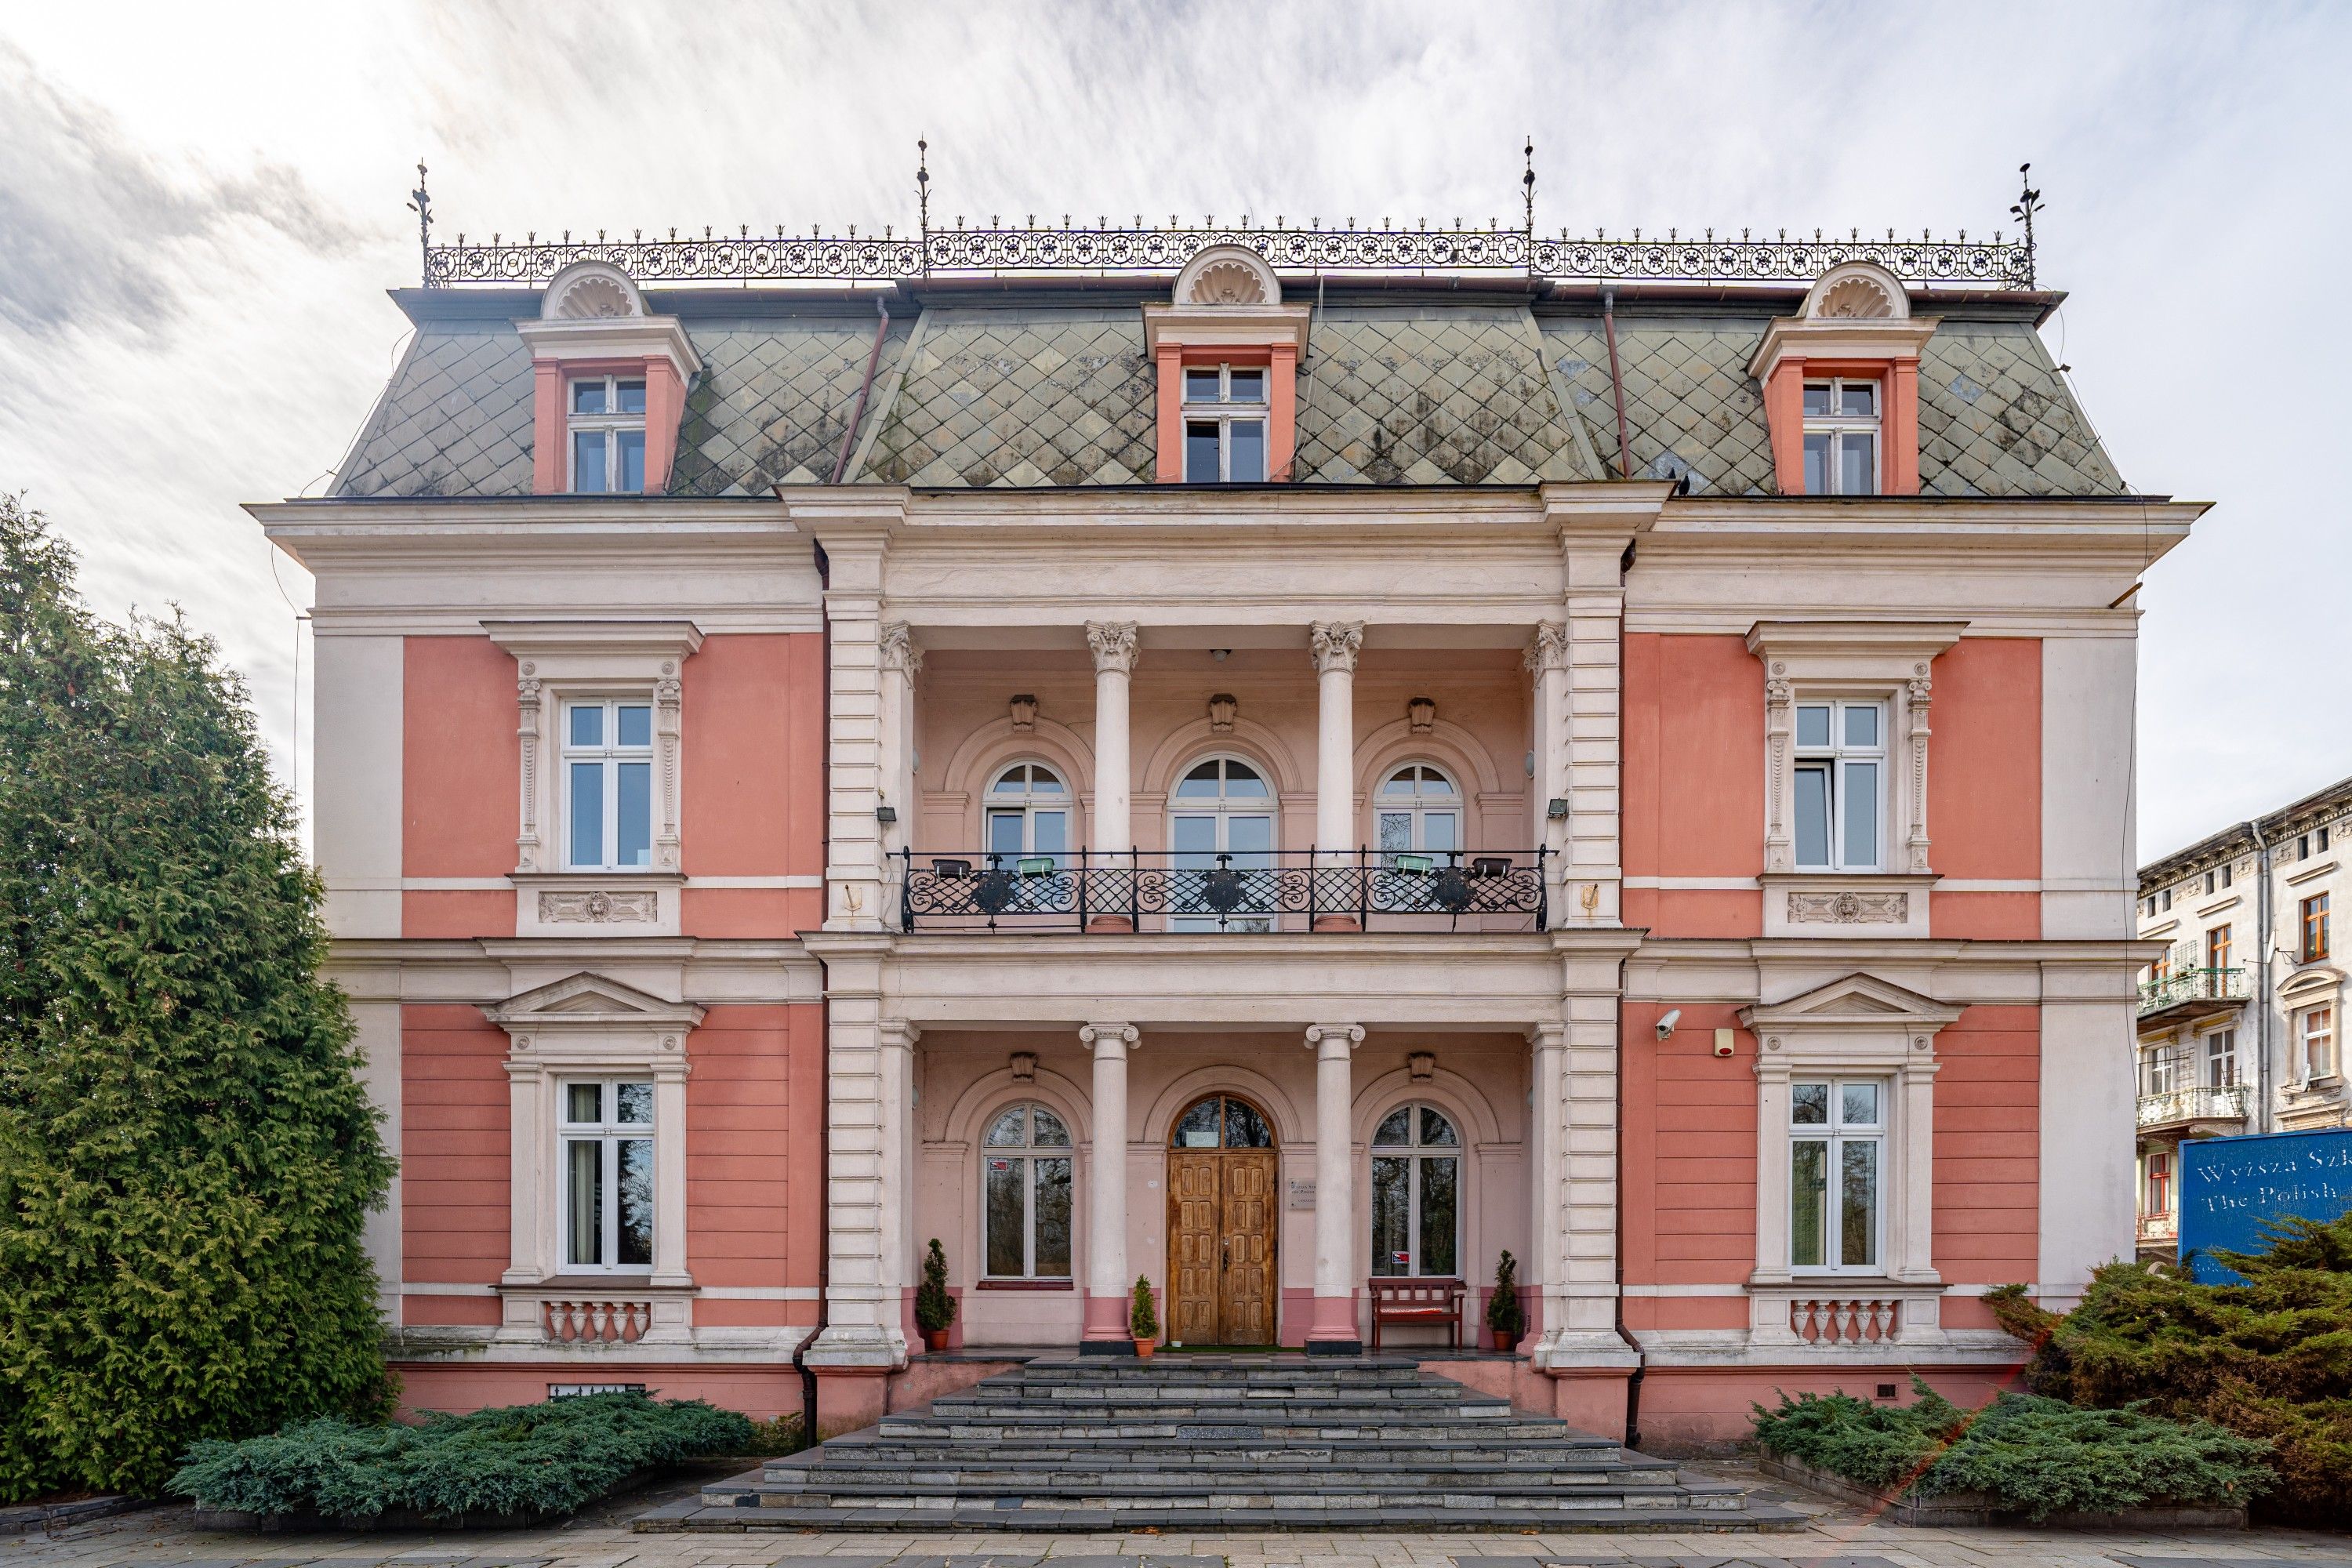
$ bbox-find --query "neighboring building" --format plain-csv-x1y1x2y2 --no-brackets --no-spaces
2133,776,2352,1258
256,194,2199,1450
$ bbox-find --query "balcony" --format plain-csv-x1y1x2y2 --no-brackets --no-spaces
898,848,1549,934
2136,965,2249,1027
2136,1083,2252,1134
2137,1210,2179,1248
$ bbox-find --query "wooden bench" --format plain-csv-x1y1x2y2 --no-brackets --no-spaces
1367,1276,1465,1349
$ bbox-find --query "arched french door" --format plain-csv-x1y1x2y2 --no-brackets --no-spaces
1169,756,1277,931
1164,1093,1279,1345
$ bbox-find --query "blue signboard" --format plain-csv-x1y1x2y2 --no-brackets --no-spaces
2178,1127,2352,1283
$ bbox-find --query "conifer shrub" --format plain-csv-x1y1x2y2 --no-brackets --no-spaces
1754,1378,2271,1521
1985,1209,2352,1526
0,495,395,1501
172,1393,755,1521
914,1237,956,1335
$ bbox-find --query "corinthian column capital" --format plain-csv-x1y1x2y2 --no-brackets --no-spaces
1308,620,1363,674
1085,621,1139,674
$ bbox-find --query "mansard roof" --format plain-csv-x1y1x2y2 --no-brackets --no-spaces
332,280,2122,501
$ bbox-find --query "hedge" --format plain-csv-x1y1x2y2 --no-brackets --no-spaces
1754,1378,2271,1521
170,1393,756,1521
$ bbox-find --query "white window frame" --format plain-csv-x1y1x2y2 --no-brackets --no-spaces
983,762,1076,862
2203,1027,2238,1089
1374,764,1465,863
2299,1004,2337,1084
1801,376,1880,496
567,373,649,495
978,1102,1076,1281
2143,1149,2173,1217
1368,1102,1463,1279
558,1079,656,1276
1787,1077,1887,1275
1791,699,1887,873
561,698,657,871
1167,753,1279,931
1180,362,1270,483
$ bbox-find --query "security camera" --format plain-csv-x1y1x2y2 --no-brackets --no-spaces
1654,1008,1682,1041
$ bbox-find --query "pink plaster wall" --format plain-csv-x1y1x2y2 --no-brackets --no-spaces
402,636,520,938
1928,637,2043,939
1621,633,1765,937
687,1004,823,1322
397,1361,804,1420
1635,1363,2024,1454
681,632,825,936
1620,1001,1757,1301
400,1004,512,1294
1931,1005,2041,1287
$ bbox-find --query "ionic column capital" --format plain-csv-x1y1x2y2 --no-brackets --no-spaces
1080,1021,1138,1054
1308,620,1363,675
1304,1022,1364,1056
1085,621,1139,674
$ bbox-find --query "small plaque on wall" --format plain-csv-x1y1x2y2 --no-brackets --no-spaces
1287,1178,1316,1210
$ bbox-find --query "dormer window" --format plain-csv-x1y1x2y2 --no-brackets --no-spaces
569,376,648,493
1802,379,1878,496
1181,364,1267,483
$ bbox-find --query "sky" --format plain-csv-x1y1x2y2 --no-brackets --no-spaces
2,0,2346,861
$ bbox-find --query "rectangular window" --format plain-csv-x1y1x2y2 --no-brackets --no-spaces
2143,1044,2177,1096
564,699,655,870
2299,834,2310,860
2205,1029,2237,1088
2301,1007,2336,1081
2206,924,2232,971
2324,826,2335,852
1800,377,1880,495
2161,888,2172,911
1179,363,1269,483
2222,862,2233,888
2303,893,2330,962
561,1080,653,1272
1791,699,1886,872
2203,871,2215,896
568,376,649,494
1789,1078,1883,1272
2145,1151,2172,1217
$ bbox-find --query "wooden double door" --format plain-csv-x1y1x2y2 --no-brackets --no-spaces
1165,1094,1280,1345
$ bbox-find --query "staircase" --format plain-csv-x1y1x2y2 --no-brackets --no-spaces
641,1354,1802,1531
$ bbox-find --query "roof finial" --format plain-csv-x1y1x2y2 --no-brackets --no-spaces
916,136,931,276
407,159,433,285
2009,162,2043,288
1522,136,1537,238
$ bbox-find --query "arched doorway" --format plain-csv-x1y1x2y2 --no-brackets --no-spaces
1165,1093,1279,1345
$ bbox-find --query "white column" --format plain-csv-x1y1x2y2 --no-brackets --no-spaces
1080,1021,1138,1348
1526,623,1568,916
1087,622,1138,930
650,1044,693,1286
878,623,921,921
806,947,911,1370
1309,621,1363,875
1526,1021,1566,1341
1305,1022,1363,1349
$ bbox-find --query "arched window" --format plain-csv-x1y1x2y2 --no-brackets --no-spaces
1169,755,1276,931
981,1103,1073,1279
1169,1093,1277,1149
1376,764,1461,864
986,763,1070,862
1370,1102,1459,1277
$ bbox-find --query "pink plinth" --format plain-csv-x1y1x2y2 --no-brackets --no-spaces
1081,1291,1131,1342
1305,1293,1359,1341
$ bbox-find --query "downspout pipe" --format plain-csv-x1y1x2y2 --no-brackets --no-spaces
830,297,891,485
1601,285,1633,481
2249,818,2274,1134
793,538,835,1440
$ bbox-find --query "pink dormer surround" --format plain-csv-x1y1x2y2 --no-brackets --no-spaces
517,260,702,495
1143,246,1311,483
1748,261,1936,497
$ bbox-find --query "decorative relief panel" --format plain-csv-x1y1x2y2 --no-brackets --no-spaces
539,889,659,924
1788,890,1908,924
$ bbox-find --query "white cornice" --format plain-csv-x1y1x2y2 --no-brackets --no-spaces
1748,315,1938,380
1141,300,1313,354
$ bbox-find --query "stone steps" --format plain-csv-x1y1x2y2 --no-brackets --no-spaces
637,1355,1803,1533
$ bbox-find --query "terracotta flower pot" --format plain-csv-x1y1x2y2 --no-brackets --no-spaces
1491,1328,1515,1352
1134,1338,1156,1359
921,1327,950,1352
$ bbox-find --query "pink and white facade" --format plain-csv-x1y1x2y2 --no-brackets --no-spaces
262,231,2200,1448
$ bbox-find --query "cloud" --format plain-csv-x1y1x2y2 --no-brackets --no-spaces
0,40,362,340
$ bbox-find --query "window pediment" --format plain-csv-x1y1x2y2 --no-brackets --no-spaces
1741,972,1962,1036
484,971,706,1034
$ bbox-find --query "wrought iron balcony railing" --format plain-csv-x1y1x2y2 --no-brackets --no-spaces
2137,965,2249,1017
2136,1210,2179,1245
897,848,1548,934
2136,1083,2251,1131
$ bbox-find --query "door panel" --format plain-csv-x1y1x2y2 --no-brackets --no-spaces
1221,1152,1278,1344
1167,1153,1222,1345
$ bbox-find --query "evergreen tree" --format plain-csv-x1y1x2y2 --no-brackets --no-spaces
0,495,394,1501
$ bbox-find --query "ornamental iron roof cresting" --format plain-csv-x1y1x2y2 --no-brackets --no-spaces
412,144,2042,292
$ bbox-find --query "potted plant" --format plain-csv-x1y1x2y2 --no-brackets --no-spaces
1486,1250,1526,1352
915,1237,956,1352
1130,1274,1159,1359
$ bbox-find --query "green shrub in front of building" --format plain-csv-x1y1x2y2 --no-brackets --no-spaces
1987,1209,2352,1526
172,1392,756,1521
0,496,394,1502
1754,1378,2271,1521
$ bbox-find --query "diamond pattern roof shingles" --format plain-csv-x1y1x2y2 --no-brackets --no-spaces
334,300,2125,500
